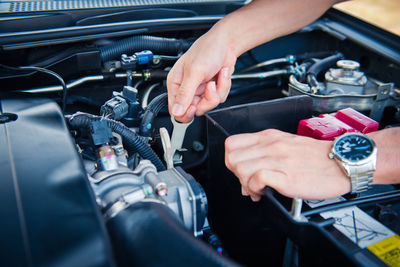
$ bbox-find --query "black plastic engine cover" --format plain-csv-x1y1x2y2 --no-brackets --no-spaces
0,97,114,266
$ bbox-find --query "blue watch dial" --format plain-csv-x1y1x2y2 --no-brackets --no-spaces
334,134,373,162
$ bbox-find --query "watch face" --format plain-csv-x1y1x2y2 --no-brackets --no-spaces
334,134,374,162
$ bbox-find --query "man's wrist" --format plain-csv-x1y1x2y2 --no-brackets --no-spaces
367,128,400,185
211,15,243,58
324,140,352,195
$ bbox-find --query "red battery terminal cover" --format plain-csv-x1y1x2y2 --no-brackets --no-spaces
297,108,379,140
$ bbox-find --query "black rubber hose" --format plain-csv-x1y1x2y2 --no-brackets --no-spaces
68,113,165,171
295,51,336,61
107,201,242,267
148,69,169,80
306,52,344,88
140,92,168,137
100,35,192,62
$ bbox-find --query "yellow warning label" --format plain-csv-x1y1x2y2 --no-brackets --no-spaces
368,235,400,267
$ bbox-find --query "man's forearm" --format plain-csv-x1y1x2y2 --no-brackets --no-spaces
212,0,343,57
368,128,400,185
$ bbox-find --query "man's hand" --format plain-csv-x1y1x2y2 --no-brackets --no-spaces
167,0,343,122
225,129,351,201
167,27,236,122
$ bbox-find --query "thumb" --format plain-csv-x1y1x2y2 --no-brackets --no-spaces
171,68,203,117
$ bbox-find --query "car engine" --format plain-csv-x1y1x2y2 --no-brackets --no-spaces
0,4,400,267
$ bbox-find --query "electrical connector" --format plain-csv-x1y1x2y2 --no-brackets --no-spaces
135,50,153,65
121,50,154,70
100,95,129,120
90,120,113,146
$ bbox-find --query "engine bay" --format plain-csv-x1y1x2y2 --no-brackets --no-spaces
1,6,400,267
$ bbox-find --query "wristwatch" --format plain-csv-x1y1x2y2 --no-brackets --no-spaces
329,132,377,194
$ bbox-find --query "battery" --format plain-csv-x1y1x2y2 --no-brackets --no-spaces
297,108,379,140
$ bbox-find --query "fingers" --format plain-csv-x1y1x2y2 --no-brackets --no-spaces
225,131,280,184
216,67,232,102
247,169,286,201
173,105,197,123
227,155,283,200
195,81,220,116
195,83,206,96
167,62,232,121
225,129,282,153
226,155,277,183
241,186,249,196
225,134,261,154
224,129,289,202
170,65,204,118
167,62,184,114
195,67,232,116
250,195,261,202
225,143,270,168
173,96,202,122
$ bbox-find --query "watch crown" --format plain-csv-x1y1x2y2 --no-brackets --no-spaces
329,152,334,159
